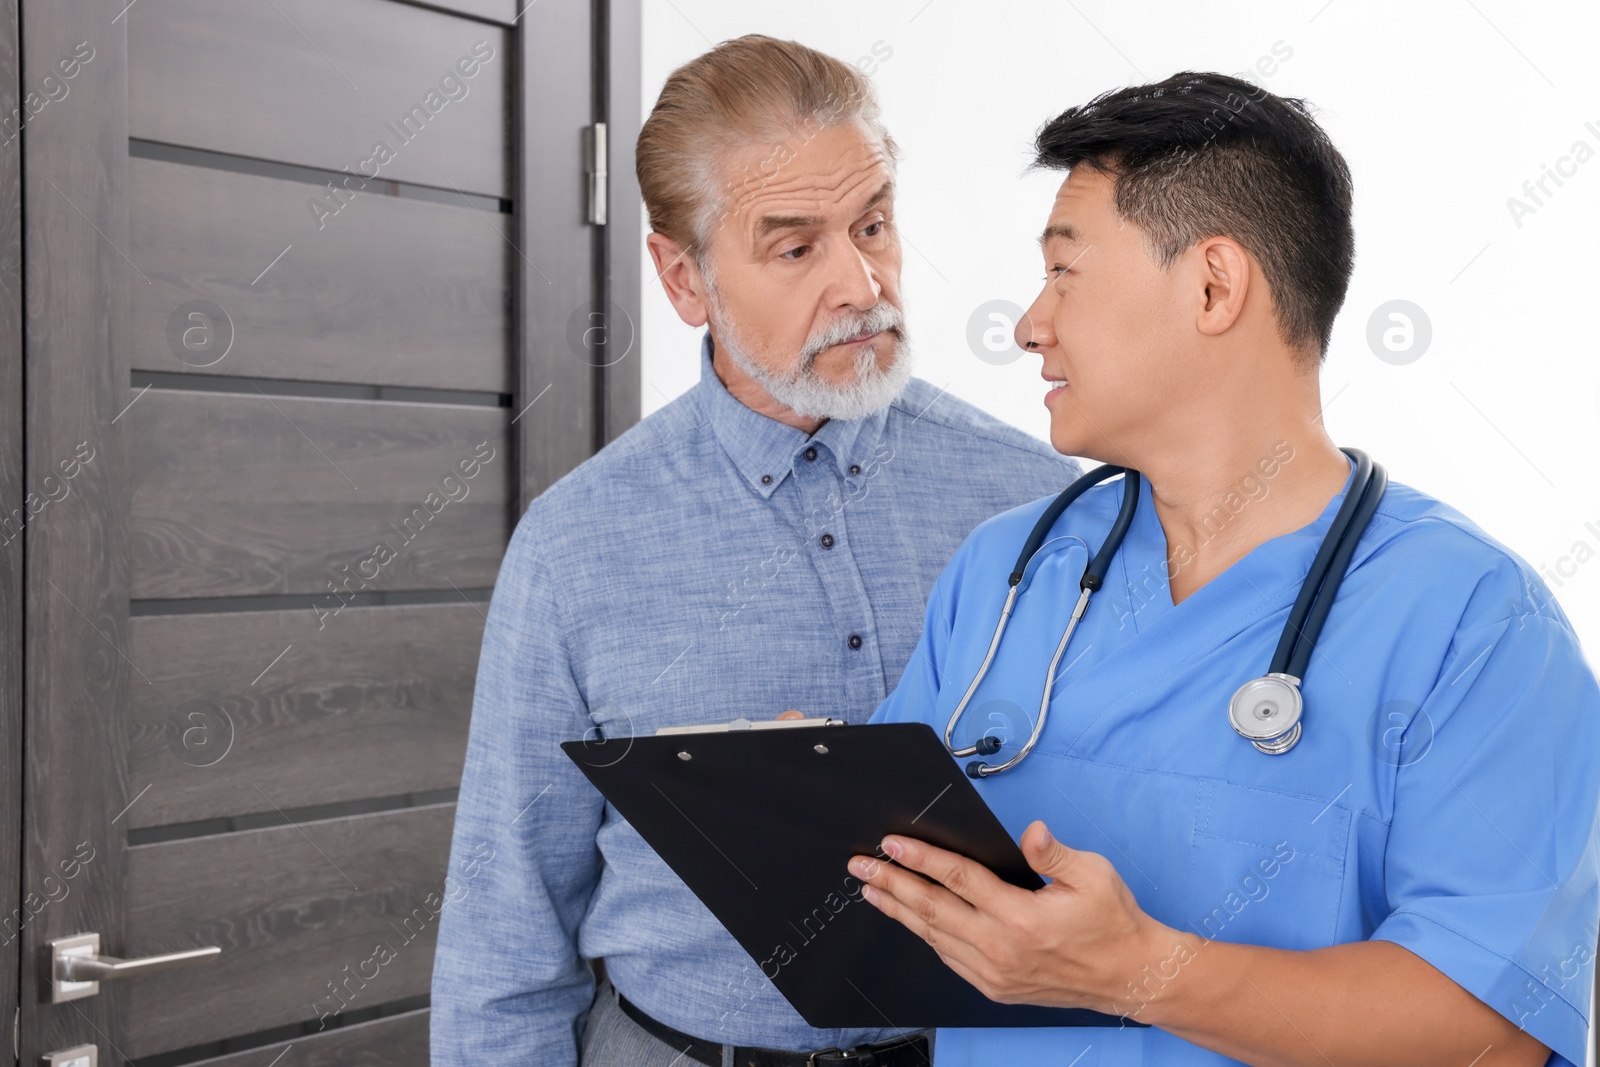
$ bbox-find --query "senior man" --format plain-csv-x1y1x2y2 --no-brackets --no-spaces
430,35,1079,1067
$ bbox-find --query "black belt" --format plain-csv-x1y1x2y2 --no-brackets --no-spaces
617,993,929,1067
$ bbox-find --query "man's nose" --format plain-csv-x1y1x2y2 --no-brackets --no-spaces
826,243,883,311
1016,293,1055,352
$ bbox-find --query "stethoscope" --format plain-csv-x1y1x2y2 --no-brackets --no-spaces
944,448,1387,776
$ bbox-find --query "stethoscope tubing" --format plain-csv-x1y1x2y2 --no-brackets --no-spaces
946,464,1139,776
1268,448,1380,679
1282,456,1386,681
947,449,1384,776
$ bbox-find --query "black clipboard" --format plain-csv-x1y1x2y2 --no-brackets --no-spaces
562,720,1139,1029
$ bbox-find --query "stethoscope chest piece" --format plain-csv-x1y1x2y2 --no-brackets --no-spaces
1227,673,1303,755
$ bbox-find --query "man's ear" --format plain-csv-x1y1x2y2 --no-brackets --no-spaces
647,232,710,328
1193,236,1252,339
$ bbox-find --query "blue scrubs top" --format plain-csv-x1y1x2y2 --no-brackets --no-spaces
872,455,1600,1066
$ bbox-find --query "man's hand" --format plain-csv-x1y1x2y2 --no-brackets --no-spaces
846,820,1162,1015
776,710,805,720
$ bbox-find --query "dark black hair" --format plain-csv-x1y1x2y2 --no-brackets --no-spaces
1034,71,1354,360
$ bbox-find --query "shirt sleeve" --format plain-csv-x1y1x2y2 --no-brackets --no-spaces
430,528,604,1067
1370,611,1600,1067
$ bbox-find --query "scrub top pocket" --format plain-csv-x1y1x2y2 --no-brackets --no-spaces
1185,778,1352,951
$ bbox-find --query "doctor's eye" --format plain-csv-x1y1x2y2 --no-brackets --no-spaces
1044,265,1074,281
778,245,811,261
858,220,888,239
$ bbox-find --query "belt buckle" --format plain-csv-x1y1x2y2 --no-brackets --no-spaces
810,1046,893,1067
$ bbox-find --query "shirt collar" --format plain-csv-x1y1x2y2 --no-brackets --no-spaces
693,331,889,499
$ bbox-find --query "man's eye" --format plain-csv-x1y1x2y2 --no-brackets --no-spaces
860,221,885,238
780,245,810,261
1044,265,1072,280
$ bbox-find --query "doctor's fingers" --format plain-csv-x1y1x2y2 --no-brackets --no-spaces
848,847,982,921
877,834,1024,909
850,858,998,972
854,865,1058,1005
857,866,1102,1010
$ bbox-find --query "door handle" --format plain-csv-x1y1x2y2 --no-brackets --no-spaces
47,932,221,1003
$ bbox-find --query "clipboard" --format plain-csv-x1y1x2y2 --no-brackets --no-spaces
562,720,1140,1029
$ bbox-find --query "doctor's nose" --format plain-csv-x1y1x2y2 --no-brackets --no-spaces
1016,297,1055,352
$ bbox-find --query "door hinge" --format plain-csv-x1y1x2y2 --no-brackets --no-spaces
585,122,608,226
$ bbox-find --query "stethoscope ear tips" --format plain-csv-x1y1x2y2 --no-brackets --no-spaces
962,739,1002,776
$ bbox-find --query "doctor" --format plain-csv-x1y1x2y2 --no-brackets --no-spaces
844,73,1600,1066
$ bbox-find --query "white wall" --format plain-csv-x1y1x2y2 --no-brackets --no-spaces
639,0,1600,660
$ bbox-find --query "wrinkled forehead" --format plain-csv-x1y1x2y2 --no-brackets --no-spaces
707,122,895,247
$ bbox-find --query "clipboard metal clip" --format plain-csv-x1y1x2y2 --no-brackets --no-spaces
655,716,845,736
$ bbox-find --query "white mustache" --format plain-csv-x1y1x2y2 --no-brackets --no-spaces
797,303,904,367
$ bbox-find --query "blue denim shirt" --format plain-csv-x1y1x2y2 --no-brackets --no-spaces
431,334,1080,1064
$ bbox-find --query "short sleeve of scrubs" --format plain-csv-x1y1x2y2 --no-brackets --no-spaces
1371,610,1600,1067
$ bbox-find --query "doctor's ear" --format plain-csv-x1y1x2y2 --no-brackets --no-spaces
648,232,711,328
1192,235,1252,339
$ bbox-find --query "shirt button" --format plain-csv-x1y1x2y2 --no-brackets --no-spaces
804,447,818,462
760,474,772,485
848,634,862,650
849,464,861,476
819,533,834,549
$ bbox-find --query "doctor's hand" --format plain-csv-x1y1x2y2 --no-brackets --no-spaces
847,821,1163,1014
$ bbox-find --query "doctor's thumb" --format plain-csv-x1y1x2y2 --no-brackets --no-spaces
1021,821,1074,879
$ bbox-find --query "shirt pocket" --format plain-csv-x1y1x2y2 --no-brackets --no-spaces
1185,778,1352,951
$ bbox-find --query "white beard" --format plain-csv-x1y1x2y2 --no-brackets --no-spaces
706,289,914,422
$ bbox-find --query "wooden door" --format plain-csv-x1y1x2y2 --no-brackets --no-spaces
6,0,639,1061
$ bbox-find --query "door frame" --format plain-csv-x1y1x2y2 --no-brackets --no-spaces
17,0,131,1056
518,0,641,507
0,0,23,1059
